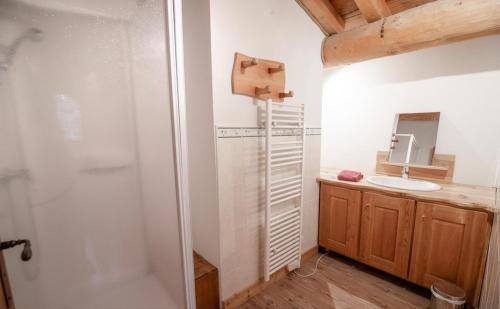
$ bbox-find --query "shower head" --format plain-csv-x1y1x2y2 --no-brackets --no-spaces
0,27,43,70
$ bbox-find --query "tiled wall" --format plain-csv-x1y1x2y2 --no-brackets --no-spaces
216,128,321,299
209,0,323,299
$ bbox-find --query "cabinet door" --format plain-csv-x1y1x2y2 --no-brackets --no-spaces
319,185,361,259
409,202,491,306
359,192,415,278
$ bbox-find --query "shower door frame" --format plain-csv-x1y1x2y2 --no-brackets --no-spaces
165,0,196,308
0,0,196,307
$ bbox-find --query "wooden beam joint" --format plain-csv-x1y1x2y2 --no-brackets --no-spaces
296,0,345,35
353,0,392,22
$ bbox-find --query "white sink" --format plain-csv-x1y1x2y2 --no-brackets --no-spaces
367,175,441,192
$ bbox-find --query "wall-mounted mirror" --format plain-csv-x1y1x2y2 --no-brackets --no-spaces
389,112,440,166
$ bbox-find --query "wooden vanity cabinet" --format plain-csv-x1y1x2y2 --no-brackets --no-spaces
359,192,415,278
319,185,361,259
318,183,492,307
409,202,491,305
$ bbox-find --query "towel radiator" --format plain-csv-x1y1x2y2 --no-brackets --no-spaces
264,99,305,281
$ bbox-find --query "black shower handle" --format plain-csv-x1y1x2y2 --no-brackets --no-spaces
0,239,32,262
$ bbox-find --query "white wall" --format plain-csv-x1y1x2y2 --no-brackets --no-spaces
210,0,324,128
182,0,221,269
322,35,500,187
209,0,324,300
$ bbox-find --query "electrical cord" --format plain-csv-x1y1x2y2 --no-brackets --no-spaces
293,251,329,278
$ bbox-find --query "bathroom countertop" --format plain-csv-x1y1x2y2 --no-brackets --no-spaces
318,167,499,214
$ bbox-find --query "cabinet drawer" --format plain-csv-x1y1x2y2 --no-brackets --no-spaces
319,184,361,259
359,192,415,279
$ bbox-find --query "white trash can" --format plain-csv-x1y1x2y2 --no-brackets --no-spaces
429,280,466,309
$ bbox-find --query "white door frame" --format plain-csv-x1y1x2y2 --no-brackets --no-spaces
165,0,196,308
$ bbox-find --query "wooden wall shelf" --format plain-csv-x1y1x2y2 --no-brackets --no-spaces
376,151,455,183
379,161,449,172
231,52,292,102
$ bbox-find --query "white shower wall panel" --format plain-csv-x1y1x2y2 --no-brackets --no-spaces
0,1,162,308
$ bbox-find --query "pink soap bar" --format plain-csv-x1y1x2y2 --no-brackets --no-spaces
337,170,364,182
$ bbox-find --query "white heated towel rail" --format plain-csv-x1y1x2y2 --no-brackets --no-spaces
264,99,305,281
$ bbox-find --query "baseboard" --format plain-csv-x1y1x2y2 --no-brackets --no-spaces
222,246,319,309
301,245,319,264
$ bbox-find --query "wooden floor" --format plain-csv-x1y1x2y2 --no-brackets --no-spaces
236,252,431,309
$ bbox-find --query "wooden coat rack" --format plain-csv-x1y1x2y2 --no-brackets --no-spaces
231,52,293,102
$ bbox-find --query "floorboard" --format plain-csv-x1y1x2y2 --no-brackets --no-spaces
236,252,430,309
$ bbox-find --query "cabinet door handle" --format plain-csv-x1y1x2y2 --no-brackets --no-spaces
421,215,426,222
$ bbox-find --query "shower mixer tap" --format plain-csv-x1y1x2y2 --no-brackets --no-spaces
0,239,32,262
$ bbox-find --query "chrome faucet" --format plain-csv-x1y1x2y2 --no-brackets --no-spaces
402,164,410,179
393,133,416,180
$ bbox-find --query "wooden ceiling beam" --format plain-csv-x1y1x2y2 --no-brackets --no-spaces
353,0,391,22
322,0,500,67
295,0,345,35
331,0,437,31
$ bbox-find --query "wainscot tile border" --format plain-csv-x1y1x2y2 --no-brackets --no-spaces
216,127,321,138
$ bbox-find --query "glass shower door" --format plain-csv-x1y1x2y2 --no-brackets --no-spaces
0,0,188,308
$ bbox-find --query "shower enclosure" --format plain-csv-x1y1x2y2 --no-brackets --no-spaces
0,0,193,308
